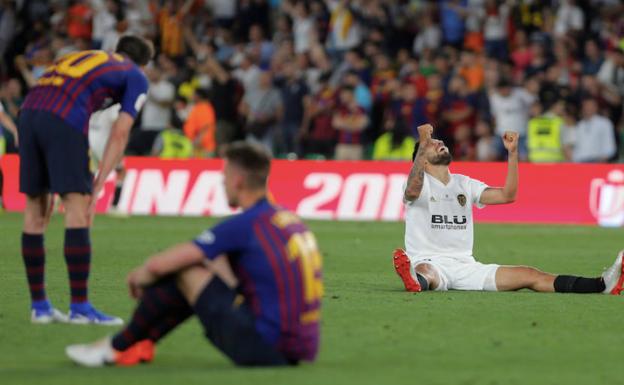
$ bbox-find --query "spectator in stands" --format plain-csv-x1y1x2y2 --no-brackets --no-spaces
277,59,311,156
304,73,337,159
206,58,241,150
239,68,282,154
458,49,484,92
413,13,442,57
372,116,415,161
324,0,362,64
67,0,93,40
184,88,217,157
283,0,314,55
159,0,194,59
332,86,368,161
526,101,574,163
571,98,617,163
89,0,119,49
392,82,420,138
441,75,477,150
440,0,467,48
126,63,176,155
343,70,372,112
246,24,275,65
474,120,495,161
233,54,260,93
582,39,605,76
483,0,510,61
489,78,536,161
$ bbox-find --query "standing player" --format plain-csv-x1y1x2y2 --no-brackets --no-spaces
88,104,128,216
0,101,18,213
393,124,623,295
18,35,154,324
65,142,322,367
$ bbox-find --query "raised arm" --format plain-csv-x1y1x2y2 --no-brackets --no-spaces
479,131,518,205
404,124,433,202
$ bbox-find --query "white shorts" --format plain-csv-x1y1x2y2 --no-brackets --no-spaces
412,257,500,292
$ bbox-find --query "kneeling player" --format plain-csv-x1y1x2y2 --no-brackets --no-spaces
66,143,322,367
89,104,127,216
393,124,623,295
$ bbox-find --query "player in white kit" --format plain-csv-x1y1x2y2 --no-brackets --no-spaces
89,104,127,215
393,124,624,295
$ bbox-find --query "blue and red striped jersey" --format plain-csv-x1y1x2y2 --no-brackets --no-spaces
193,198,322,362
21,50,148,134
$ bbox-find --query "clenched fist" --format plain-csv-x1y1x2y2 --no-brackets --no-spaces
502,131,519,154
417,124,434,145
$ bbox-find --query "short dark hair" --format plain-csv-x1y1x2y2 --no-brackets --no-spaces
194,87,211,101
412,141,420,162
224,142,272,189
115,35,154,66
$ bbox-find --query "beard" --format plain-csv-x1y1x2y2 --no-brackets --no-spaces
428,152,453,166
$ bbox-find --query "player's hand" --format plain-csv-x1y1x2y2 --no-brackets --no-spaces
417,124,433,144
502,131,519,154
87,186,102,227
126,268,144,299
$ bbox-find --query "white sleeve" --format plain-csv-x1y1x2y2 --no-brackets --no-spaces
0,101,4,113
469,178,490,209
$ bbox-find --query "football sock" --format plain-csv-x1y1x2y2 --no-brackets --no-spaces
111,278,192,351
554,275,606,294
22,233,48,305
416,273,429,291
112,180,123,207
64,228,91,306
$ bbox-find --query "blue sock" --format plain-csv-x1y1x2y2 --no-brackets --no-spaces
31,298,52,311
69,301,93,313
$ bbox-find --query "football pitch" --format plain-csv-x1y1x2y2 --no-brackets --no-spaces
1,213,622,385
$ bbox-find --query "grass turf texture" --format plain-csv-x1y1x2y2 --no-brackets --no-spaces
0,212,622,385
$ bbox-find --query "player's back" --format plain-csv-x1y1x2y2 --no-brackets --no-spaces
22,50,147,134
213,199,323,361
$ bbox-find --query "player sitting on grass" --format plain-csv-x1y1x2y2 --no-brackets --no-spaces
66,142,323,367
393,124,623,295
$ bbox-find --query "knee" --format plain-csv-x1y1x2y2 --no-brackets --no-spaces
415,263,440,291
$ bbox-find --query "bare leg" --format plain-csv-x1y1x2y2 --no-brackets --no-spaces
415,263,441,291
61,192,90,228
23,193,53,233
495,266,557,292
176,255,237,305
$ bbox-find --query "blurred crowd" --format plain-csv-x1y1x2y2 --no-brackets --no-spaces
1,0,624,163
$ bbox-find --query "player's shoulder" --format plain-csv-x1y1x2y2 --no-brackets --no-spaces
451,173,482,185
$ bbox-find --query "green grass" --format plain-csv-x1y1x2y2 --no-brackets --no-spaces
1,212,623,385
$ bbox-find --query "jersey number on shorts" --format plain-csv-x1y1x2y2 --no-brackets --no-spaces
38,51,124,86
287,231,323,323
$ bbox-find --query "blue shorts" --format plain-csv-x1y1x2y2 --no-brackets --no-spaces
18,109,92,195
194,277,297,367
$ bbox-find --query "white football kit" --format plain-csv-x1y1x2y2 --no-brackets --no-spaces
88,104,121,169
403,173,500,291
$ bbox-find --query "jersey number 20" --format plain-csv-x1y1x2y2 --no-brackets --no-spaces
38,51,124,86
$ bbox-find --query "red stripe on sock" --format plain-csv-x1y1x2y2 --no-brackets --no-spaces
32,293,47,301
67,264,91,272
70,281,88,288
64,246,92,255
22,248,45,257
29,283,45,291
122,329,134,344
71,296,89,303
26,267,45,275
